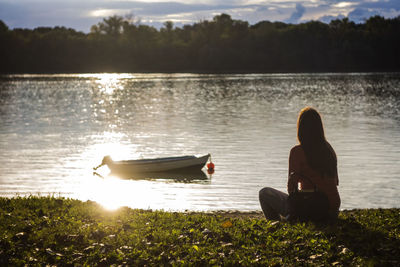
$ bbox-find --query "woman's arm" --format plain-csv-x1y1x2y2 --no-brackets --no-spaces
287,146,302,193
287,172,299,193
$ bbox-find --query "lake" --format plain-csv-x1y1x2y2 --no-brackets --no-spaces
1,73,399,211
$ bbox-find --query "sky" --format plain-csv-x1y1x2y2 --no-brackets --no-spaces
1,0,399,32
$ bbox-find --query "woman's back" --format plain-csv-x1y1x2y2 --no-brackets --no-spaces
288,145,341,212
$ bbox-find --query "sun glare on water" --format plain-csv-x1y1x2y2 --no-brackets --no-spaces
76,173,162,211
78,73,133,94
91,176,154,211
96,73,126,95
70,130,151,210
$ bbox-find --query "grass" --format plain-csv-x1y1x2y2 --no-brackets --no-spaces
0,196,399,266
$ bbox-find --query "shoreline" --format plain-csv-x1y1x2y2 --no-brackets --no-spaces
0,195,397,216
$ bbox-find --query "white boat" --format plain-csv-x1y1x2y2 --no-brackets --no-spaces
94,154,210,174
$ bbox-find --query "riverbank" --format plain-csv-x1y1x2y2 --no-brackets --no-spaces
1,196,399,266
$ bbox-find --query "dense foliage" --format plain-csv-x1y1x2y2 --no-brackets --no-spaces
1,196,399,266
1,14,400,73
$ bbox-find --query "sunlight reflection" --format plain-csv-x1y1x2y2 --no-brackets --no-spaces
80,173,183,211
89,132,139,161
78,73,134,79
81,175,206,211
60,131,138,183
92,73,129,94
91,176,145,210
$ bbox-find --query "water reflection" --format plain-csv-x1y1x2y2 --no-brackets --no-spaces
80,172,211,211
78,175,157,210
95,74,124,95
1,73,400,211
102,170,210,183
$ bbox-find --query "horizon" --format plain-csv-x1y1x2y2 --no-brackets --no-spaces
1,0,399,32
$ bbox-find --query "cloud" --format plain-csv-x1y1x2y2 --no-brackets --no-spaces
348,7,379,22
333,2,356,9
286,3,306,23
0,1,239,30
0,0,293,30
0,0,400,32
345,0,400,22
307,0,400,24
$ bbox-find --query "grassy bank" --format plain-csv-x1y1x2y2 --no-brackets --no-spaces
1,197,399,266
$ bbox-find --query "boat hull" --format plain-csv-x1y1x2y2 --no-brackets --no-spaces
110,170,208,181
106,154,210,174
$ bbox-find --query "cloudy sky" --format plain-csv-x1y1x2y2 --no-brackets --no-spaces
1,0,399,32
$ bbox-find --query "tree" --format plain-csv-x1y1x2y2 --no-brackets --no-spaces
0,15,399,73
90,15,125,37
0,20,9,34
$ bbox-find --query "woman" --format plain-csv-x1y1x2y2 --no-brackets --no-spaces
259,107,340,221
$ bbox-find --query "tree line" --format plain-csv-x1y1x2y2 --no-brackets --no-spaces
1,14,399,73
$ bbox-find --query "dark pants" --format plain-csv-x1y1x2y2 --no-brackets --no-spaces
259,187,339,221
259,187,289,220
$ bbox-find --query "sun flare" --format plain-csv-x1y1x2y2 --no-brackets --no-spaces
97,74,122,95
80,175,165,211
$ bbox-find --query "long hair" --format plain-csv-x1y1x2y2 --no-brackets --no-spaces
297,107,337,177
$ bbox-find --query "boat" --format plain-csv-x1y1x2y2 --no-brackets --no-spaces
94,154,210,174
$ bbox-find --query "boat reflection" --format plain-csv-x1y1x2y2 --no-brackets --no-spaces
94,170,210,184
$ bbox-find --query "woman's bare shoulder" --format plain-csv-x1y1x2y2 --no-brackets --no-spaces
290,144,306,160
290,144,303,154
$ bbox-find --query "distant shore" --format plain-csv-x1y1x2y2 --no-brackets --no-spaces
1,196,399,265
1,15,399,74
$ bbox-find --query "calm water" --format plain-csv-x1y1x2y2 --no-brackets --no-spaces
1,73,399,211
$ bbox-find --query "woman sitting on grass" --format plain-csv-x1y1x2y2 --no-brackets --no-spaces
259,107,340,221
